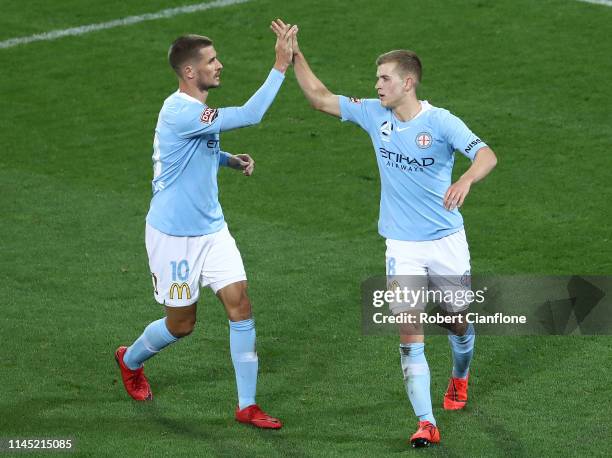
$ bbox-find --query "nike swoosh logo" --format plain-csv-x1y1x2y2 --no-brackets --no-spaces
396,126,411,132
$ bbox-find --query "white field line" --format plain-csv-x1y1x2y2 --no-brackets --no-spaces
577,0,612,6
0,0,252,49
1,0,608,50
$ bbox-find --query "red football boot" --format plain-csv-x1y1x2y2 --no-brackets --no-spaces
410,420,440,448
443,374,469,410
115,346,152,401
235,404,282,429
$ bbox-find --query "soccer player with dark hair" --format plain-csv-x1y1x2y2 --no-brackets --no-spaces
115,24,297,429
272,20,497,446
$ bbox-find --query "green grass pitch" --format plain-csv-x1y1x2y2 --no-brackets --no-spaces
1,0,611,456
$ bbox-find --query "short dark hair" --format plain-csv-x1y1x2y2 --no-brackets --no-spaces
168,34,213,76
376,50,422,83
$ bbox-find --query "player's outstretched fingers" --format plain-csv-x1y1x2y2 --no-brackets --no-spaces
275,18,289,29
270,20,283,37
284,25,298,40
291,32,300,56
283,25,298,53
271,19,290,36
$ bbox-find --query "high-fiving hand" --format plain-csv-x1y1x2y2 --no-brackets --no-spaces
271,18,300,57
271,19,298,73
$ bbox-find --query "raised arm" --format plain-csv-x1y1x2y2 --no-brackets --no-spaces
271,19,340,118
217,23,297,131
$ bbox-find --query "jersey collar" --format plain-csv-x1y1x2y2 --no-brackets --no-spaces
393,100,432,124
414,100,432,119
175,90,204,105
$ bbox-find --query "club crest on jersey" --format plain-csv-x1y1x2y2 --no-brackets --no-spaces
415,132,433,149
380,121,393,142
349,97,362,104
200,107,218,124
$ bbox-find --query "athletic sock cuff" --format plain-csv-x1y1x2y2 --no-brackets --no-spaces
449,324,475,344
399,342,425,356
229,318,255,331
160,318,179,343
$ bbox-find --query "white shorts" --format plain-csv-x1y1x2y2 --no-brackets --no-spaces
146,223,247,307
385,229,472,314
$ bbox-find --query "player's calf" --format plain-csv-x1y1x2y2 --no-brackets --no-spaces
444,323,474,410
115,315,184,401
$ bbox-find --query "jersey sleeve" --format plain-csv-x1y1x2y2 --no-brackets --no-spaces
339,96,377,132
174,68,285,138
217,68,285,131
218,150,232,167
436,109,487,161
173,103,223,138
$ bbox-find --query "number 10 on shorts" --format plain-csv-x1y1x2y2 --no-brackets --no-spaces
171,260,189,282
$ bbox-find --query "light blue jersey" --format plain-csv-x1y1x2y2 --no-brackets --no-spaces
146,69,285,236
339,96,487,241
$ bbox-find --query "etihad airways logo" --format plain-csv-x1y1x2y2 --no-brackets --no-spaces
379,147,434,172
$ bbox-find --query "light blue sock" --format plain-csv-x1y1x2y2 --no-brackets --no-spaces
124,318,178,370
229,318,258,410
448,323,475,379
400,343,435,425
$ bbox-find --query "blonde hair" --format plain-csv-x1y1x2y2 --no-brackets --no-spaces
376,50,422,83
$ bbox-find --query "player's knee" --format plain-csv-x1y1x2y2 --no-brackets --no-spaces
227,307,251,322
239,291,251,309
448,319,468,336
227,295,252,322
399,320,424,344
218,281,252,321
167,317,197,338
227,287,251,321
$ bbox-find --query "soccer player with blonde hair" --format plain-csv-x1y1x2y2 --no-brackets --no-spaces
273,19,497,447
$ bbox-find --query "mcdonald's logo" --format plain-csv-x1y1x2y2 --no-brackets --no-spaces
169,282,191,300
